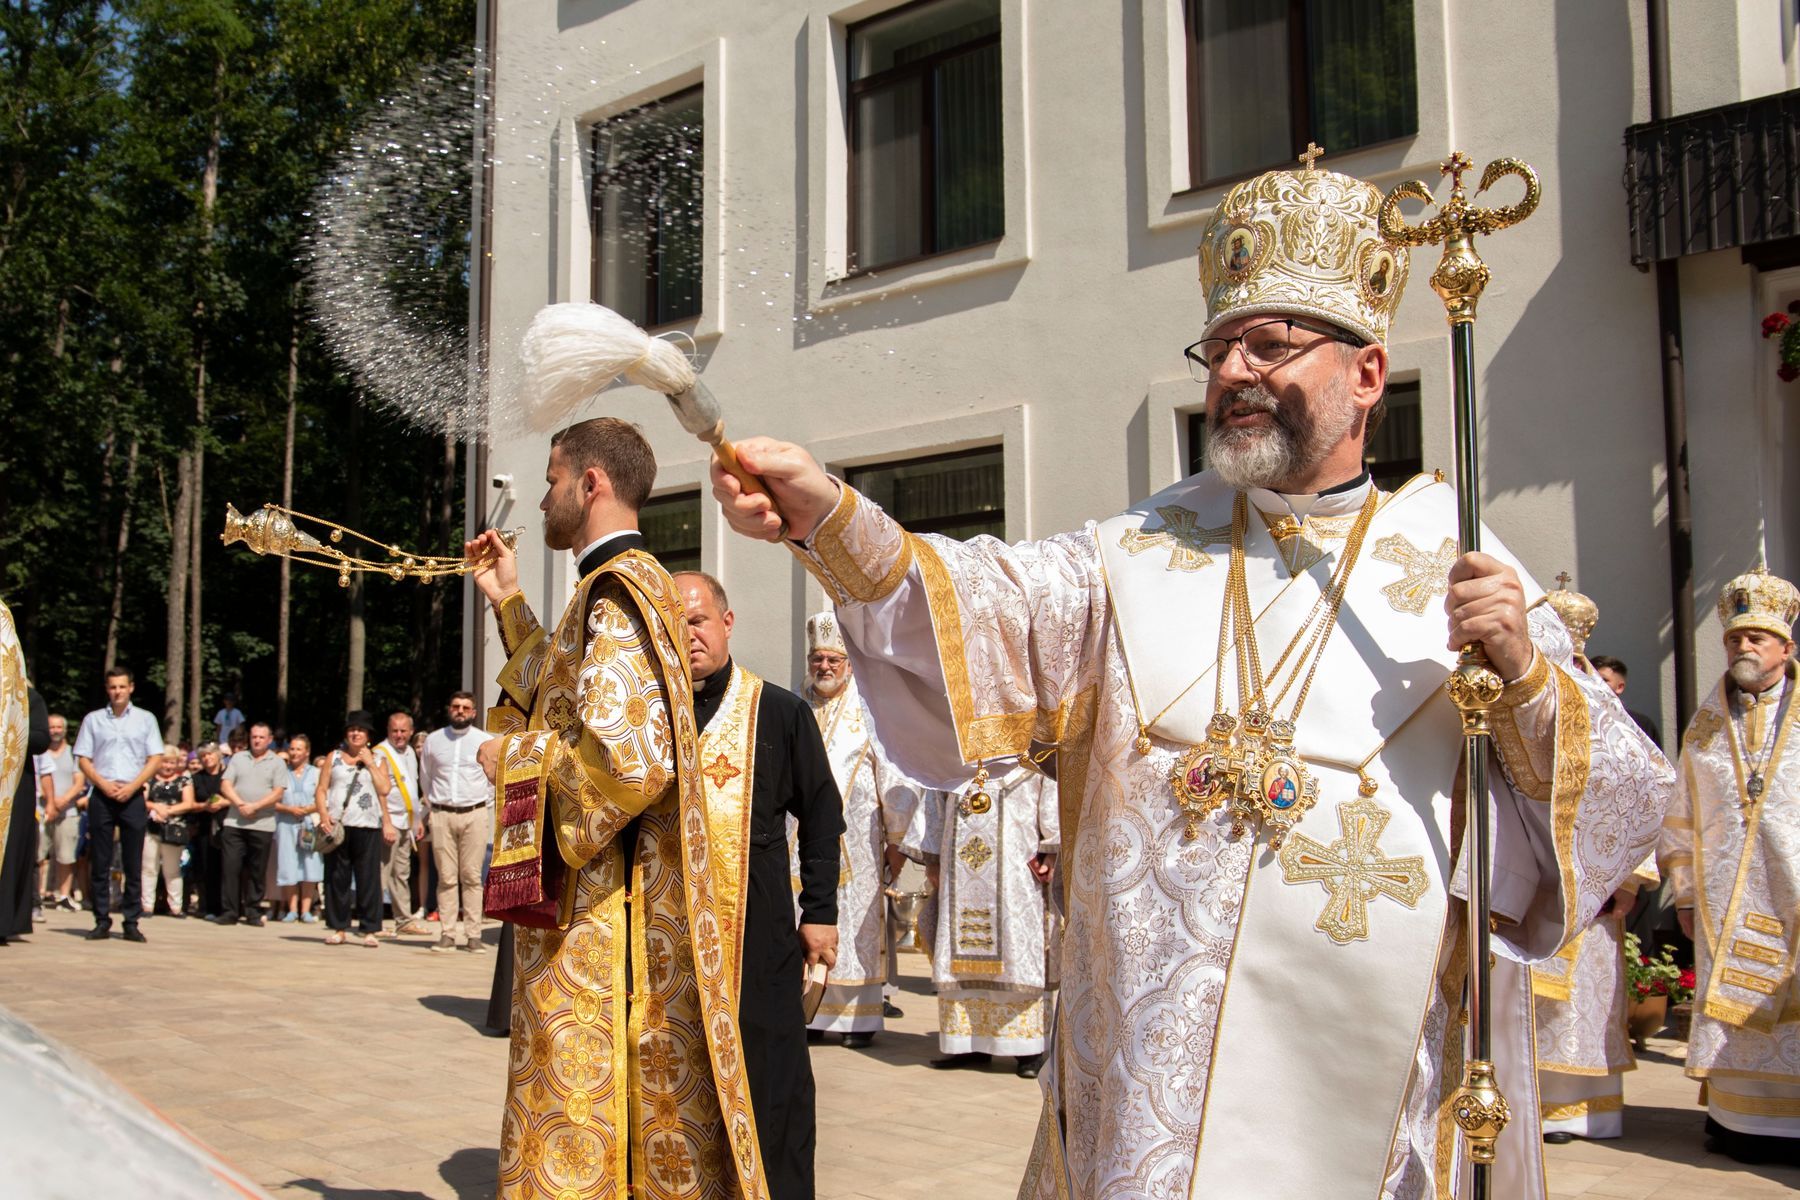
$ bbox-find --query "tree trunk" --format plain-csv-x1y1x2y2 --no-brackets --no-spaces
163,452,192,739
103,436,140,671
427,428,456,712
186,54,224,746
277,288,300,726
345,400,366,712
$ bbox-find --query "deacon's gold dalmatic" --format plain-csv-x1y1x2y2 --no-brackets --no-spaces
0,598,25,892
484,548,766,1200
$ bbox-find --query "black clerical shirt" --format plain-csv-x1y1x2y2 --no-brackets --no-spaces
692,658,843,927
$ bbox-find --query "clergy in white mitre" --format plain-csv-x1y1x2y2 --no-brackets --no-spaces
1659,566,1800,1166
1530,576,1667,1145
710,154,1669,1197
797,610,923,1048
902,761,1060,1079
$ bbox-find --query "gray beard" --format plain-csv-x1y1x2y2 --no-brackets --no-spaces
1204,378,1359,492
1730,657,1780,693
808,675,848,701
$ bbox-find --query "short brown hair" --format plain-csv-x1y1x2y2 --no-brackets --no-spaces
673,570,730,613
449,690,476,705
104,666,132,683
550,417,657,512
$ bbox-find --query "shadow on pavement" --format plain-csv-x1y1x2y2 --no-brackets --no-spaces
418,992,492,1033
281,1179,433,1199
440,1146,499,1199
1618,1102,1800,1182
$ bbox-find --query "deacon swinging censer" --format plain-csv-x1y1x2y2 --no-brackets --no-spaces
221,502,521,585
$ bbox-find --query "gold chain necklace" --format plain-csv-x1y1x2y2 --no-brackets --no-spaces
1169,488,1381,847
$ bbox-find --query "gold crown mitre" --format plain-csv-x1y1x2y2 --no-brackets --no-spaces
1719,565,1800,641
1542,571,1599,658
1198,149,1409,345
806,611,846,656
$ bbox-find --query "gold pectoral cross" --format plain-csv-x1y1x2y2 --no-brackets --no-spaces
1278,797,1429,944
1118,505,1232,572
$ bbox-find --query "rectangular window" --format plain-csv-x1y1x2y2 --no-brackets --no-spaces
845,445,1004,540
1185,380,1421,491
591,87,704,328
640,490,702,573
1363,380,1421,490
1185,0,1417,188
848,0,1003,273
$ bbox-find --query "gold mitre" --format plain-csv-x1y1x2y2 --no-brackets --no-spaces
1718,564,1800,641
1198,149,1409,345
1542,571,1599,659
806,610,846,656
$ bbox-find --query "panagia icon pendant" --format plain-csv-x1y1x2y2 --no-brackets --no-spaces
1168,706,1319,847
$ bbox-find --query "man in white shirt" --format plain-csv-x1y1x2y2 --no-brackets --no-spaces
375,710,428,936
420,691,494,952
73,668,163,941
213,695,245,747
36,714,86,911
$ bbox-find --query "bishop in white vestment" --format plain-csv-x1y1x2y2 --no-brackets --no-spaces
798,611,925,1045
904,762,1060,1076
711,157,1671,1198
1660,567,1800,1163
1530,578,1669,1143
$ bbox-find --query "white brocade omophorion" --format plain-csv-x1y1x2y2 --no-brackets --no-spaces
1659,669,1800,1137
800,675,925,1033
791,471,1671,1200
905,764,1061,1057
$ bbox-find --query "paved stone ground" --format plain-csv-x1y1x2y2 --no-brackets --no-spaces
1,904,1795,1198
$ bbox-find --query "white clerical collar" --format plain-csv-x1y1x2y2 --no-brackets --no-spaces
575,528,634,566
1246,473,1373,523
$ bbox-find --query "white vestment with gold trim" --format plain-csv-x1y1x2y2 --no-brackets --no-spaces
1660,668,1800,1137
904,764,1061,1057
800,675,921,1033
791,469,1669,1200
1530,873,1648,1139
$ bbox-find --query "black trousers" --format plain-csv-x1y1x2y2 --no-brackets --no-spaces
324,825,384,933
740,844,815,1200
89,791,147,929
218,826,273,920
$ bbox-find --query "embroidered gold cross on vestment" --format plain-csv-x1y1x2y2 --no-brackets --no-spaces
1118,505,1232,572
1277,797,1429,944
702,753,741,788
1371,533,1460,615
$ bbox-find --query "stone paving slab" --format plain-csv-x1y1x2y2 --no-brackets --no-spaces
1,904,1796,1198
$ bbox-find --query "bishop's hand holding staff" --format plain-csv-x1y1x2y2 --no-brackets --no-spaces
708,156,1670,1199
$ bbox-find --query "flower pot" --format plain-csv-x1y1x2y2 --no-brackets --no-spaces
1628,995,1668,1049
1667,1002,1693,1043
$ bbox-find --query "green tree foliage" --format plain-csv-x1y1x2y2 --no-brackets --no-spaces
0,0,475,739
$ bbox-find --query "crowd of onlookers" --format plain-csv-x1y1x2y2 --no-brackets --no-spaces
30,668,496,952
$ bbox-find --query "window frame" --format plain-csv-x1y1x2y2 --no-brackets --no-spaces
843,443,1006,539
1182,0,1417,192
638,488,704,573
844,0,1004,277
588,84,706,331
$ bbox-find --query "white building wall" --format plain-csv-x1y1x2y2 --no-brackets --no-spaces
478,0,1800,744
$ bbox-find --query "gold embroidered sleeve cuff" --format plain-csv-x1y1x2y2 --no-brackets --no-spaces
495,591,539,657
1496,649,1550,709
788,481,915,605
495,623,548,713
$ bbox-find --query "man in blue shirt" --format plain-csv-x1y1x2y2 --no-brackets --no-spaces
73,667,164,942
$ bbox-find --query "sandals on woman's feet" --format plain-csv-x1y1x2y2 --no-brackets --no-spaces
324,931,346,946
362,933,380,948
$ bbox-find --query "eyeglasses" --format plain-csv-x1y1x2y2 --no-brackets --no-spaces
807,654,847,667
1183,318,1364,383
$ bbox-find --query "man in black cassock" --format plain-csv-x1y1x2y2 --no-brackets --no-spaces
674,569,844,1200
1,683,50,942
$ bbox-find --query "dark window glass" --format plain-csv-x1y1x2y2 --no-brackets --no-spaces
849,0,1003,272
1185,0,1417,187
591,88,704,327
1364,380,1422,491
640,490,702,573
1184,379,1422,491
845,446,1004,540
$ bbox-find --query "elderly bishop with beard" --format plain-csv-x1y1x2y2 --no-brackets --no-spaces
796,611,927,1046
710,157,1670,1197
